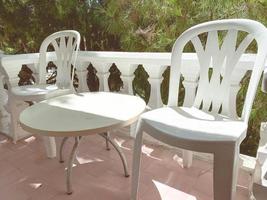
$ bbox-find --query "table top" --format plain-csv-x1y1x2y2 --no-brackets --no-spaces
19,92,146,137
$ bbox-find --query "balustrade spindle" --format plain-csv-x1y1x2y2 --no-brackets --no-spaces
0,51,9,135
116,62,138,94
91,62,112,91
0,74,9,135
226,69,247,118
76,61,90,92
181,71,199,107
142,64,167,109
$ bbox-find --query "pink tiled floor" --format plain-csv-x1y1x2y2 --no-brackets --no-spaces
0,132,249,200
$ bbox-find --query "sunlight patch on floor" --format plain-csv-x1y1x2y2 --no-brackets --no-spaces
114,137,131,151
29,183,42,189
76,155,104,164
172,154,184,168
18,177,28,183
153,180,197,200
0,138,8,144
24,136,36,143
64,163,77,170
142,145,162,161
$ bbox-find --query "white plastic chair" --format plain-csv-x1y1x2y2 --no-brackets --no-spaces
10,30,80,102
2,30,80,157
131,19,267,200
252,74,267,200
253,127,267,200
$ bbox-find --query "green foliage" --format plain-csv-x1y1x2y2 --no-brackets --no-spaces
237,74,267,156
0,0,119,52
133,65,150,104
0,0,267,156
94,0,255,52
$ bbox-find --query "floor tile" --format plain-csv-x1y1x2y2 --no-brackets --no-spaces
0,133,250,200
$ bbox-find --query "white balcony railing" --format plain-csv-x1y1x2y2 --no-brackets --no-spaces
0,51,261,136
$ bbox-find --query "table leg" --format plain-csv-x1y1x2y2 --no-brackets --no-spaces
104,132,110,151
66,136,81,195
59,137,69,163
99,133,129,177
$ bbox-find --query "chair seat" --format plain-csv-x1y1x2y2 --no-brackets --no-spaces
140,106,247,142
10,84,72,102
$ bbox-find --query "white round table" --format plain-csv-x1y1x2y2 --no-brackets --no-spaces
19,92,146,194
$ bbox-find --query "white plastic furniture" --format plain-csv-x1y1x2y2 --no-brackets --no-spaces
19,91,146,194
252,72,267,199
252,125,267,200
131,19,267,200
1,30,80,157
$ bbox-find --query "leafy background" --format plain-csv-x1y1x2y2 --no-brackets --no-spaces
0,0,267,156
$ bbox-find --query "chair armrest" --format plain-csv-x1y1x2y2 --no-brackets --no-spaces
0,54,9,89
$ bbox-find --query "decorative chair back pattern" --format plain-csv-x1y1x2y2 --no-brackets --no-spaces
168,19,267,123
38,30,80,88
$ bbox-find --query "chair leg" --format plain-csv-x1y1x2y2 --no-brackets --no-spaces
131,128,144,200
43,136,57,158
8,100,23,142
182,150,193,168
248,172,256,200
213,143,239,200
9,108,18,142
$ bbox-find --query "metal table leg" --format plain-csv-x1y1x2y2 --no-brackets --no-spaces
99,133,129,177
61,134,128,195
59,137,69,163
104,132,110,151
66,136,81,195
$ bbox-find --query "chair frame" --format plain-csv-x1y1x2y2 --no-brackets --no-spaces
131,19,267,200
1,30,80,157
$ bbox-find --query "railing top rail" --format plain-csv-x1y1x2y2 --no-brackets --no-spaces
1,51,258,69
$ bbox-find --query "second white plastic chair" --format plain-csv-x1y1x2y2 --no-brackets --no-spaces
131,19,267,200
3,30,80,157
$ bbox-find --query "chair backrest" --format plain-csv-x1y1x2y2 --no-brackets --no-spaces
168,19,267,123
38,30,81,88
